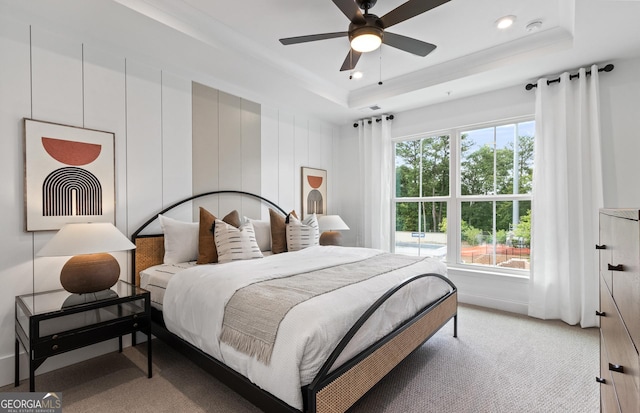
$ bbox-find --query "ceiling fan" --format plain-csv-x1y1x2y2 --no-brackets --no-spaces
279,0,450,71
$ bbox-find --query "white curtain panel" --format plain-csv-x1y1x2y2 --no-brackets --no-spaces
358,117,392,251
529,65,604,327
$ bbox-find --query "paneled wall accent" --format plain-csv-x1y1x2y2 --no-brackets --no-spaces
192,82,262,219
125,61,162,234
161,73,193,213
192,83,338,221
0,17,192,386
192,82,220,195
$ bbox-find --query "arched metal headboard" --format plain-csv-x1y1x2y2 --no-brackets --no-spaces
129,190,287,285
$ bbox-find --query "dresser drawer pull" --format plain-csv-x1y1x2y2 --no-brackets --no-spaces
596,376,606,384
133,314,138,319
595,311,606,317
52,334,59,340
595,244,607,250
609,363,624,373
51,344,59,351
133,323,138,328
607,264,624,271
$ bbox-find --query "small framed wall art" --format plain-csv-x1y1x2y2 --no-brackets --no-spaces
24,118,116,231
301,167,327,219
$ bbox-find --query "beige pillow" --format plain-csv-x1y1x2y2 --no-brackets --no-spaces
269,208,297,254
286,213,319,252
197,208,241,264
245,217,271,252
214,219,263,263
159,214,199,264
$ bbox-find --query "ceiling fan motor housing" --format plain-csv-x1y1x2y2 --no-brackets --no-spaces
356,0,378,10
348,14,384,42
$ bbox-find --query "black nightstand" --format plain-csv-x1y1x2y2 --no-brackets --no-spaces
15,280,152,391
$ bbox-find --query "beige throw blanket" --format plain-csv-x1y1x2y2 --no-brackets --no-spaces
219,253,426,364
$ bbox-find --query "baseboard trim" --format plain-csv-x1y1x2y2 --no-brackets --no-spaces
458,292,528,315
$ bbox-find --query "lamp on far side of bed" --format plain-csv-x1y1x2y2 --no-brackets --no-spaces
318,215,349,246
37,222,136,294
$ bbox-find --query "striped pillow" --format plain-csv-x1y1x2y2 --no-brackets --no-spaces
286,213,319,252
214,219,264,263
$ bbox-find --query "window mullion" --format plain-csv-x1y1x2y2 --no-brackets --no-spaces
492,127,497,266
448,128,460,265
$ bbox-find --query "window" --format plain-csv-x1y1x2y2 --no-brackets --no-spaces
394,135,449,259
393,119,534,273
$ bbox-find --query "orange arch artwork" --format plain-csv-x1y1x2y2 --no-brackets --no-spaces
301,167,327,219
24,119,115,231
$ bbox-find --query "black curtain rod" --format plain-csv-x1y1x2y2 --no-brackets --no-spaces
353,114,395,128
525,63,614,91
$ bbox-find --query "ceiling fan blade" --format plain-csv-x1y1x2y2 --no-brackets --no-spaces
340,49,362,71
380,0,450,29
383,32,436,56
332,0,365,24
279,32,348,45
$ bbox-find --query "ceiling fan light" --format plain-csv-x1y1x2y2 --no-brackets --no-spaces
350,28,382,53
351,33,382,52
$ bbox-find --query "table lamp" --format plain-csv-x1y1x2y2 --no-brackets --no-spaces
318,215,350,246
37,222,136,294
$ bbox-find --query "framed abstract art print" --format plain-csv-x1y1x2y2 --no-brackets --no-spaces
301,167,327,219
24,118,115,231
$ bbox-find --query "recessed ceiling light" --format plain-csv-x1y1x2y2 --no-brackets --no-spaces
351,71,363,80
496,15,516,30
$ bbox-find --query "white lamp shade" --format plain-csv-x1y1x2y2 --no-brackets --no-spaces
318,215,350,231
37,222,135,257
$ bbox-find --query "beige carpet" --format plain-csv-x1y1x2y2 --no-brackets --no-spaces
3,304,599,412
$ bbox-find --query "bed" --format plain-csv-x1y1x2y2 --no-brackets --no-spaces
131,191,457,413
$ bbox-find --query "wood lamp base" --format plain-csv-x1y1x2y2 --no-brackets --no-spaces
320,231,343,246
60,253,120,294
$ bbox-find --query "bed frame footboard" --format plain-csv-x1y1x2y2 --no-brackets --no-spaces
305,274,457,413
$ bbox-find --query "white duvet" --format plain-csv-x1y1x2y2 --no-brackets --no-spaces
163,246,450,410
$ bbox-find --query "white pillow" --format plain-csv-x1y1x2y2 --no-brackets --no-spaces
244,217,271,252
214,219,264,263
159,214,199,264
286,213,319,252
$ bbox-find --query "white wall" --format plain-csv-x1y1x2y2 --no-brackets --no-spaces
261,107,337,216
335,57,640,315
599,57,640,207
0,11,338,388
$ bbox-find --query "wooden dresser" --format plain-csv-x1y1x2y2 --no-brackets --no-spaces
597,209,640,412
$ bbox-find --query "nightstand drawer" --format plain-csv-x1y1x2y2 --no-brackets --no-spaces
38,299,146,338
33,315,149,359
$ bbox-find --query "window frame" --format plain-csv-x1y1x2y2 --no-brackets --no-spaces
392,115,533,277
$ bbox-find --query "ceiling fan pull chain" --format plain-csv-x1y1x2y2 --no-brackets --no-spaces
378,47,383,85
